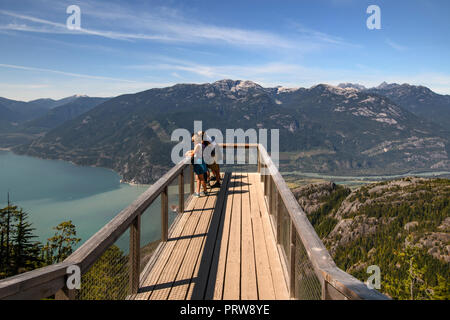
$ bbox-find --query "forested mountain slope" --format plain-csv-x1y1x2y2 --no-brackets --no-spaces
14,80,450,184
292,178,450,300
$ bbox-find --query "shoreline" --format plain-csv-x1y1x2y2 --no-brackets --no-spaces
120,179,150,187
3,148,151,187
3,148,449,186
283,170,450,181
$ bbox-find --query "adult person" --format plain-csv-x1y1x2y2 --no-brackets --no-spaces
185,133,208,197
199,131,221,188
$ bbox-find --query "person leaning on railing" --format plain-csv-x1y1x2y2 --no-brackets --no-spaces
199,131,221,188
185,133,208,197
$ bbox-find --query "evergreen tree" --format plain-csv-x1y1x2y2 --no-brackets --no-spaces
42,221,81,264
395,239,430,300
78,245,128,300
306,178,450,300
1,199,43,278
1,197,81,279
12,208,41,274
431,275,450,300
0,197,17,277
0,194,14,275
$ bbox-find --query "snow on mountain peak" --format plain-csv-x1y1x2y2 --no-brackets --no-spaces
213,79,262,93
276,86,299,94
312,84,359,96
338,83,367,91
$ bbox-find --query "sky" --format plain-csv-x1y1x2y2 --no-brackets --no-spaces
0,0,449,101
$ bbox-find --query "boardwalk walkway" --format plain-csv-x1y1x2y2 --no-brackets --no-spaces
132,172,289,300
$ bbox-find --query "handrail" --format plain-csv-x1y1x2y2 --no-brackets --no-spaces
65,157,190,273
0,262,73,300
256,144,388,300
0,156,191,300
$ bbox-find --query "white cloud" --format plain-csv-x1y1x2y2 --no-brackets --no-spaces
0,83,50,89
0,77,173,101
290,22,361,48
0,10,175,41
0,63,140,82
0,5,354,52
385,38,407,51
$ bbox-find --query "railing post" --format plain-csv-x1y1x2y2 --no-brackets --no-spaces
161,186,169,242
257,147,261,173
264,171,268,198
322,280,328,300
260,162,265,182
269,176,275,215
265,175,271,211
55,286,77,300
289,221,296,299
179,170,184,213
276,192,282,244
129,214,141,295
262,168,266,191
190,164,195,195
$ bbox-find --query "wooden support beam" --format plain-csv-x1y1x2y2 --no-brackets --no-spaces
268,176,274,215
322,280,327,300
129,214,141,295
55,286,77,300
179,171,184,213
264,171,268,198
257,148,261,173
289,221,296,299
161,186,169,242
190,165,195,195
276,192,282,244
262,170,265,193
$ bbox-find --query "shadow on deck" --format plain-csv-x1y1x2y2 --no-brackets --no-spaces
131,172,289,300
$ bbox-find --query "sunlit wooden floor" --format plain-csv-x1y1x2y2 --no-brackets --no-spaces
131,171,289,300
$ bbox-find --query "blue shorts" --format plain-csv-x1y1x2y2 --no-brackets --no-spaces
193,163,208,175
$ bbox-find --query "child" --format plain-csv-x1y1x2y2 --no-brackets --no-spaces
185,133,208,197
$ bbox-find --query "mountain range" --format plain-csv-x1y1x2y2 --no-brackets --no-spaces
338,82,450,129
0,95,87,122
0,95,109,147
5,79,448,184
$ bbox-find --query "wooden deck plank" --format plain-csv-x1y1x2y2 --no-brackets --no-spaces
149,194,209,300
168,191,218,300
134,196,199,300
250,173,289,300
209,174,236,300
247,173,276,300
135,171,289,301
187,173,231,300
240,173,258,300
223,172,242,300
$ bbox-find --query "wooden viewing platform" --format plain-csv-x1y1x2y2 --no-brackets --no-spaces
0,144,388,300
132,172,288,300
